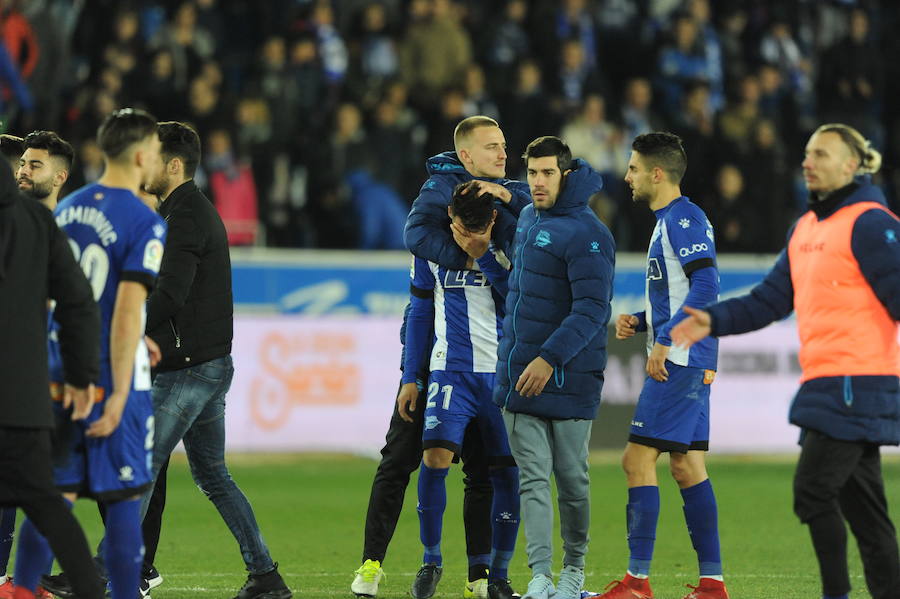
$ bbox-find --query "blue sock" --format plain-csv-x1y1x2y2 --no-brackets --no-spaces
627,485,660,577
0,508,16,576
488,466,519,581
681,479,722,577
14,499,71,592
105,499,144,599
417,463,449,566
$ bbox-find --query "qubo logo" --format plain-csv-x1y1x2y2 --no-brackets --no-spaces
679,243,709,257
534,230,552,247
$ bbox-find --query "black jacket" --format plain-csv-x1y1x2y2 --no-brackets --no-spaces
0,164,99,428
146,180,233,371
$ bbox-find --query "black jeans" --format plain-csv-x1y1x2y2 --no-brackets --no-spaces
361,381,493,564
0,427,105,599
794,429,900,599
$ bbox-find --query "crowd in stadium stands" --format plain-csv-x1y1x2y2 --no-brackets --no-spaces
2,0,897,251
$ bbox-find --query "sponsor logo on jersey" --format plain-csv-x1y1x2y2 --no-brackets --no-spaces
534,230,552,247
143,238,164,271
679,243,709,257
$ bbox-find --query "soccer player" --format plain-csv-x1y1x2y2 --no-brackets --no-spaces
351,115,530,599
494,137,615,599
672,123,900,599
14,108,167,599
402,181,519,599
598,132,726,599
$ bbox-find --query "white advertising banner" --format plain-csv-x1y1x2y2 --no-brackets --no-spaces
224,316,897,454
225,316,402,453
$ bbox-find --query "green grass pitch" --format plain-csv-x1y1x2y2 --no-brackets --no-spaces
47,453,899,598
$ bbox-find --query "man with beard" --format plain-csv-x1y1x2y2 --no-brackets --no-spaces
16,131,75,211
599,132,726,599
140,121,291,599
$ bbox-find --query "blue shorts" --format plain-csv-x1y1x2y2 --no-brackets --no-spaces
53,390,154,502
629,362,714,453
422,370,514,466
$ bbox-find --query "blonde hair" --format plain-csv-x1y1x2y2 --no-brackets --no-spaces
813,123,882,175
453,116,499,152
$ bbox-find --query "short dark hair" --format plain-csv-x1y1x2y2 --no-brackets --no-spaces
631,132,687,183
158,121,201,178
453,115,499,151
96,108,158,159
450,181,495,231
22,130,75,170
522,135,572,172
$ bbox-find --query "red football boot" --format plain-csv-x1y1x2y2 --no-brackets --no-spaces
681,578,729,599
596,574,653,599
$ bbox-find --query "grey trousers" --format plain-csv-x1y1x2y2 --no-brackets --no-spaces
503,410,592,576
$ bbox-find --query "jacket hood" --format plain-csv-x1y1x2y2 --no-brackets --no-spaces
546,158,603,216
425,151,468,177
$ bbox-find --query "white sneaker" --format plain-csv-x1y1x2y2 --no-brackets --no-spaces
464,577,488,599
522,573,554,599
555,565,585,599
351,559,385,597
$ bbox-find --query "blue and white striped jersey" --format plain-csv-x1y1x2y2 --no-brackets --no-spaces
410,252,507,373
645,197,719,369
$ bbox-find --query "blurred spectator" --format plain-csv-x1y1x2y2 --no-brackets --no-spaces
423,87,466,160
461,63,500,120
499,59,552,170
345,1,398,109
758,17,812,121
655,12,712,122
479,0,530,95
742,119,793,252
141,49,181,119
150,2,214,91
817,7,883,146
704,164,759,253
399,0,471,109
556,0,598,70
185,75,227,136
367,97,421,201
561,94,627,186
670,81,716,203
686,0,723,109
555,37,606,115
619,77,664,142
327,102,372,177
717,74,762,158
0,0,38,81
206,128,259,246
345,170,407,250
312,0,348,84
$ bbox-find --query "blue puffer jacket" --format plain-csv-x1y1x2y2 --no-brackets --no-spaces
494,159,616,420
404,152,532,268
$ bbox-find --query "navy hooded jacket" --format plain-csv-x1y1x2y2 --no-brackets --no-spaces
494,159,616,420
399,151,530,372
404,151,531,267
707,179,900,445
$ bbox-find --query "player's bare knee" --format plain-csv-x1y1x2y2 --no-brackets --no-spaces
622,443,657,484
422,448,453,469
669,451,707,487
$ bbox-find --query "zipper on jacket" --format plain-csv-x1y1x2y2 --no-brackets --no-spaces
843,376,853,407
170,319,181,349
505,212,542,407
